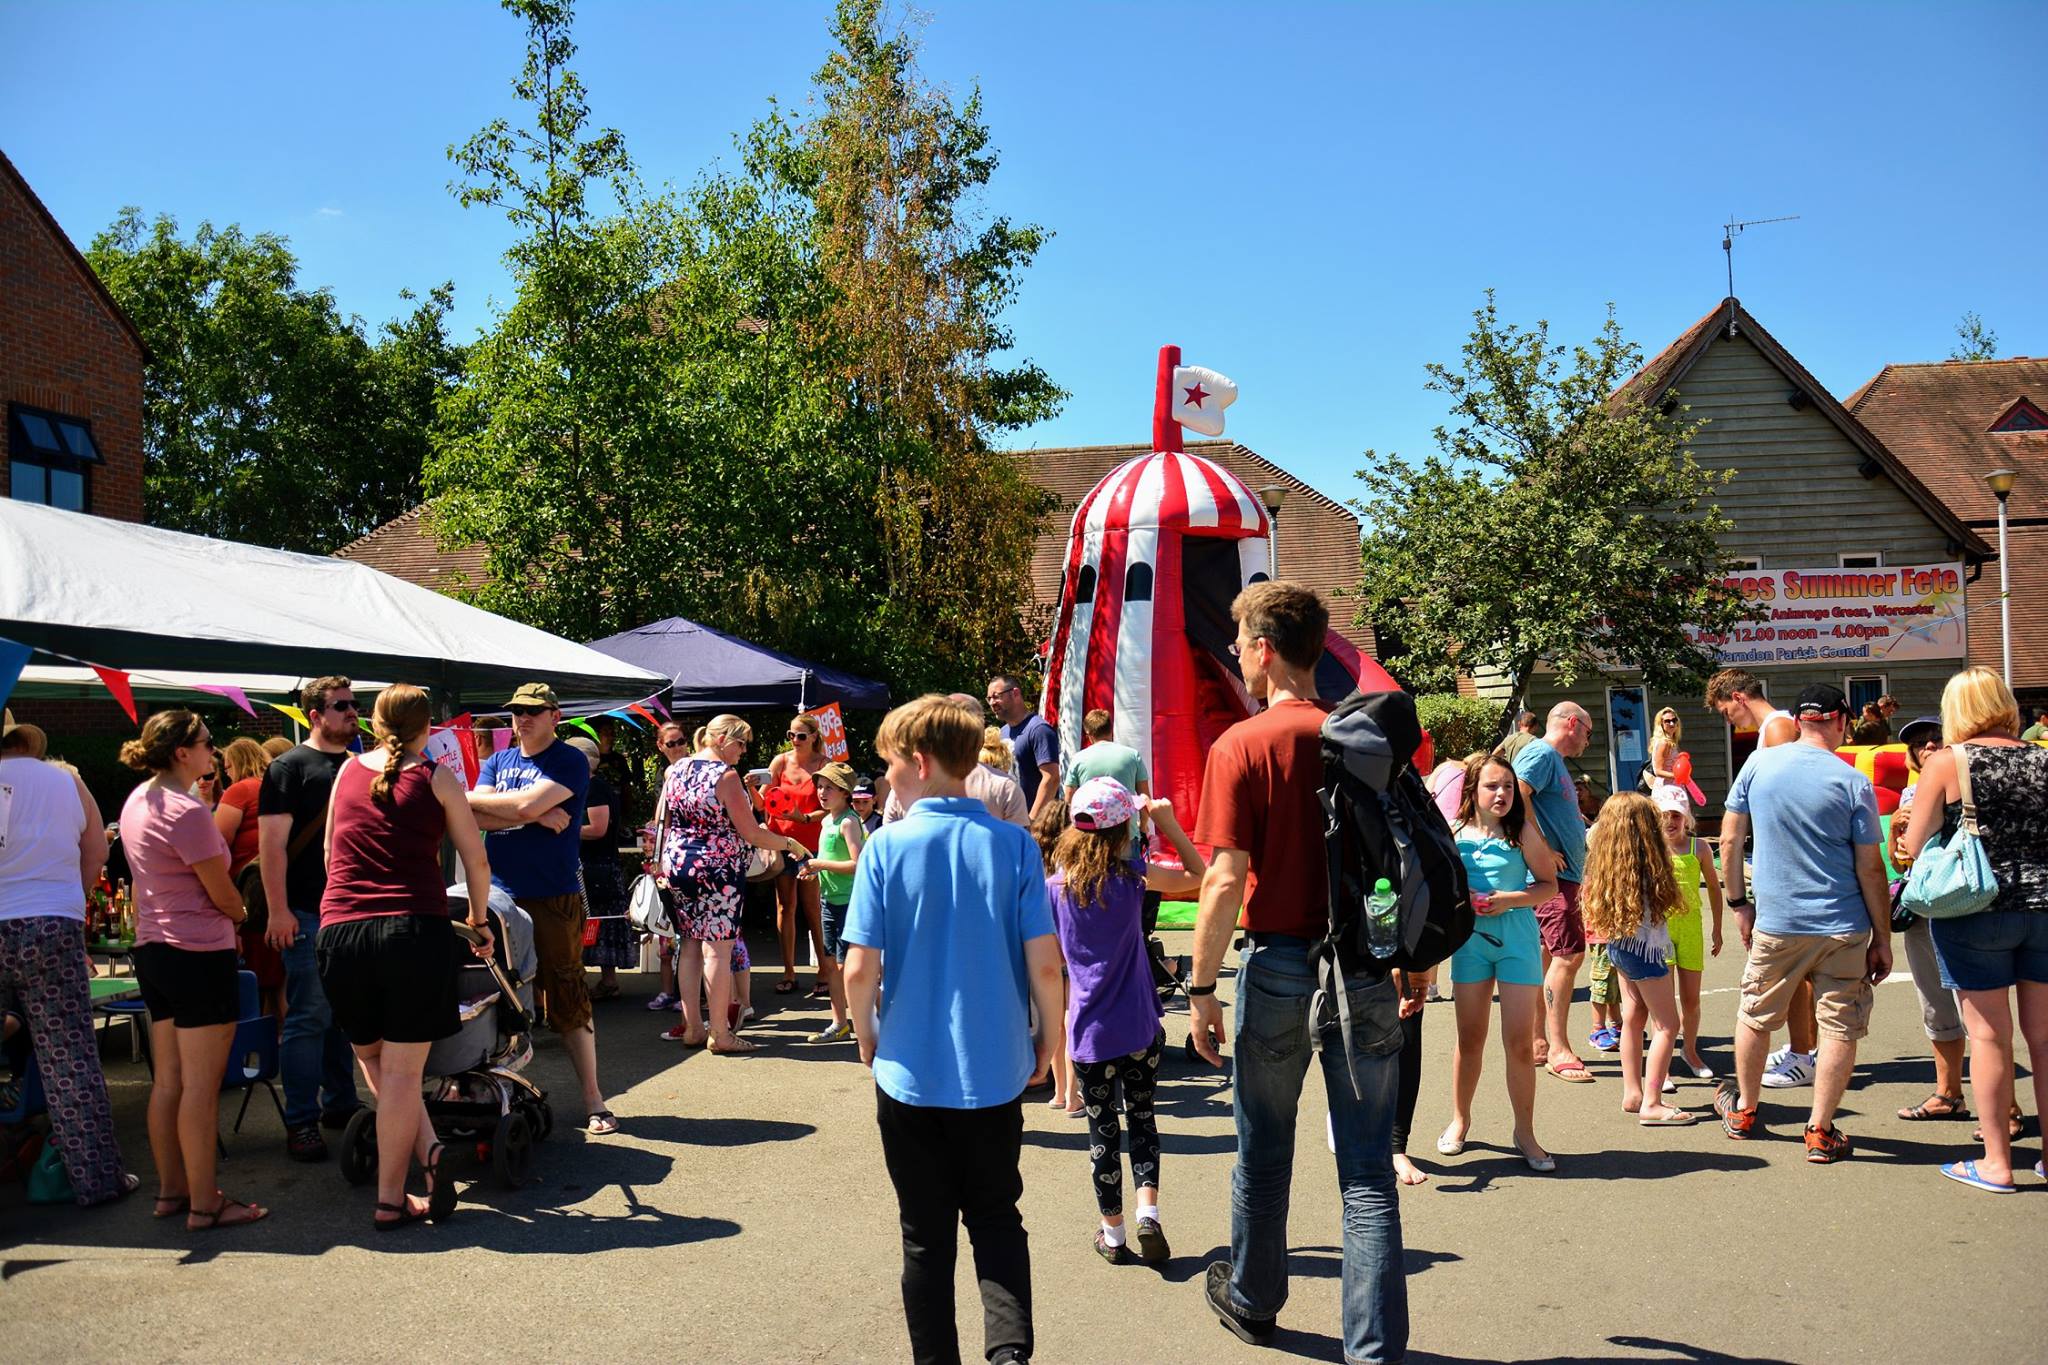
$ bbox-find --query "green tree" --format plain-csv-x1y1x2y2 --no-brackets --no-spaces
85,211,462,553
1951,310,1999,361
1352,294,1753,729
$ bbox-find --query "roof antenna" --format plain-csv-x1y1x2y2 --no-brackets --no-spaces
1721,213,1800,335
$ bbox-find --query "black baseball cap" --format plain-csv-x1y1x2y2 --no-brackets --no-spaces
1898,715,1942,748
1795,683,1849,717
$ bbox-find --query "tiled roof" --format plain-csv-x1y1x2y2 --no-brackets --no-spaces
331,504,487,591
1845,356,2048,525
1611,302,1725,412
1016,440,1374,654
1965,524,2048,684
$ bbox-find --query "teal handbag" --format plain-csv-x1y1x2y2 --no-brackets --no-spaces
1902,745,1999,920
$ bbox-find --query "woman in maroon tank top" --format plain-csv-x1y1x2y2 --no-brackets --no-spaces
315,684,494,1230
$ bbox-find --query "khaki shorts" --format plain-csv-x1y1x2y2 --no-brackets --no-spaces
519,892,592,1033
1739,930,1873,1042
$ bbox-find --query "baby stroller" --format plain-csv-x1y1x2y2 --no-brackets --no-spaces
337,885,553,1189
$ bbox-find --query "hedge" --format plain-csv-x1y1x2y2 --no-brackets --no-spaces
1415,694,1505,765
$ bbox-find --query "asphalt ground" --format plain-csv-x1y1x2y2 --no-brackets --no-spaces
3,929,2041,1364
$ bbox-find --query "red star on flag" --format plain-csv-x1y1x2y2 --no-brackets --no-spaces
1182,383,1209,408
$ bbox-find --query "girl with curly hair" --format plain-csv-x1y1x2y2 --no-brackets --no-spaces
1580,793,1694,1126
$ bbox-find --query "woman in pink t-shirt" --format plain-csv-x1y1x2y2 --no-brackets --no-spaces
118,710,268,1231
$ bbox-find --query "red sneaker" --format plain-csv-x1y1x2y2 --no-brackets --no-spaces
1804,1123,1851,1164
1713,1082,1758,1140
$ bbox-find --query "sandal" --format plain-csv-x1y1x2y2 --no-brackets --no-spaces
188,1193,269,1231
586,1110,619,1136
374,1198,429,1230
1939,1159,2015,1194
773,979,799,995
423,1142,458,1223
1971,1104,2022,1142
1545,1059,1595,1084
1898,1092,1967,1121
152,1193,191,1219
707,1037,758,1055
590,982,622,1001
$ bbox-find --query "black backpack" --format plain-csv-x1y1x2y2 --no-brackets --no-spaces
1315,689,1473,1093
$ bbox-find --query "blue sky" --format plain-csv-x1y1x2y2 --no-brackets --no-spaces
5,1,2042,506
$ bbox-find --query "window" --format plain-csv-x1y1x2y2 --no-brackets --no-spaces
8,404,99,513
1838,552,1883,568
1123,562,1153,602
1844,675,1888,713
1727,556,1762,571
1989,397,2048,434
1075,564,1098,605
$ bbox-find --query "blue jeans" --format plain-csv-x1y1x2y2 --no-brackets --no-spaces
280,906,360,1128
1226,938,1408,1365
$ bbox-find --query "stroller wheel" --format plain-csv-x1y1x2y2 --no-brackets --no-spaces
492,1110,533,1189
338,1108,377,1186
529,1102,554,1143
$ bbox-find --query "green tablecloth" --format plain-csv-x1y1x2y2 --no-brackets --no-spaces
90,977,140,1004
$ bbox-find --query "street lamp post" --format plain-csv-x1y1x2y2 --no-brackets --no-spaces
1258,484,1288,580
1984,468,2017,684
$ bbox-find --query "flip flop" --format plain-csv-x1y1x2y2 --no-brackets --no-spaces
772,980,799,995
585,1110,619,1136
1546,1060,1595,1084
1638,1109,1698,1127
1939,1159,2015,1194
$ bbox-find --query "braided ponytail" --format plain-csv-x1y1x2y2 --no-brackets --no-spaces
367,684,431,806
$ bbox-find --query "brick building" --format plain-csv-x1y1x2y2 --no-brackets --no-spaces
1,149,145,523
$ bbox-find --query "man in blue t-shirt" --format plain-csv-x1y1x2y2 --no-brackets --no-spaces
1715,683,1892,1163
468,683,612,1134
986,673,1062,819
1512,702,1593,1079
844,694,1062,1365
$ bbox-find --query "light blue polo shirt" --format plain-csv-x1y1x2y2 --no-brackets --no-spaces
1726,742,1881,938
1512,738,1586,883
843,796,1054,1109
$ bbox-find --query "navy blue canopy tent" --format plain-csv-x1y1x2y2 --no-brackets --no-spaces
584,617,891,713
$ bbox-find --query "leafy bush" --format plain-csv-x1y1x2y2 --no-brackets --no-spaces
1415,695,1504,765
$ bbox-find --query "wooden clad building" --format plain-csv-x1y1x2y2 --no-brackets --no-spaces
1519,298,1991,811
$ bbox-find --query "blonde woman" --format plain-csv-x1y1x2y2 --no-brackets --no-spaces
1646,708,1682,787
1899,666,2048,1193
317,684,495,1228
764,713,831,995
980,725,1015,774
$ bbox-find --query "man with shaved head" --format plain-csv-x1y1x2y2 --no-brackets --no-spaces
1513,701,1594,1081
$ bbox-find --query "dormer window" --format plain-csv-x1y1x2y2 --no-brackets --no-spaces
1989,397,2048,433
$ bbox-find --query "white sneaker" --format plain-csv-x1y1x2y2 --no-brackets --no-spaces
1761,1051,1815,1089
1765,1043,1791,1070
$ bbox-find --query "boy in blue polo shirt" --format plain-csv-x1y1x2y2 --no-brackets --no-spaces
844,694,1063,1365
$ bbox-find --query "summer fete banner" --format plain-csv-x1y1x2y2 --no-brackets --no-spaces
804,702,850,761
1685,563,1967,667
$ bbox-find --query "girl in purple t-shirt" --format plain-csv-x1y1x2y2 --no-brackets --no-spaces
1047,778,1205,1267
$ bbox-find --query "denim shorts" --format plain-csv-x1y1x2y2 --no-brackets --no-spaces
820,900,851,964
1606,939,1670,981
1931,909,2048,992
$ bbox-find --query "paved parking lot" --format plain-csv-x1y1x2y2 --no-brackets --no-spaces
3,931,2041,1363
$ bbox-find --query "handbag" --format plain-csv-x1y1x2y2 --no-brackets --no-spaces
26,1139,74,1204
745,847,786,883
1901,745,2000,920
627,874,674,939
238,810,328,937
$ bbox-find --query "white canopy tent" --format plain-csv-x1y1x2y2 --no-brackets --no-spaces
0,501,667,710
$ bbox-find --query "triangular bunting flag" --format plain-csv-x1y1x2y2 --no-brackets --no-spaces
606,709,644,731
645,695,672,720
627,703,661,728
92,665,139,723
0,636,30,715
194,683,257,717
566,718,600,742
265,701,312,728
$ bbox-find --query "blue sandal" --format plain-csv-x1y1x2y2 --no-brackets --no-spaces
1588,1027,1620,1053
1939,1159,2016,1194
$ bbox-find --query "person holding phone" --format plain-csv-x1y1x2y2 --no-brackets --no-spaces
763,714,831,996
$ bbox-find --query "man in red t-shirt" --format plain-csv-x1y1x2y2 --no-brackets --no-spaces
1188,582,1408,1362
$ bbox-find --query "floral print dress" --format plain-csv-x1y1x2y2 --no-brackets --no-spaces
658,758,750,942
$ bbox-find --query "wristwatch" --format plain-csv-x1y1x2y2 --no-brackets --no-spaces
1726,896,1751,909
1187,983,1217,997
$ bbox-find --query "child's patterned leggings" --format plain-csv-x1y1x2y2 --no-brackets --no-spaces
1075,1031,1162,1217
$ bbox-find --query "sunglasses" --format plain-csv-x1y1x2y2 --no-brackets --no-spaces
193,736,216,750
508,705,552,718
319,699,359,713
787,730,816,741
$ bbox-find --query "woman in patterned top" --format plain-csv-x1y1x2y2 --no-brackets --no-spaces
1900,666,2048,1193
652,716,809,1054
